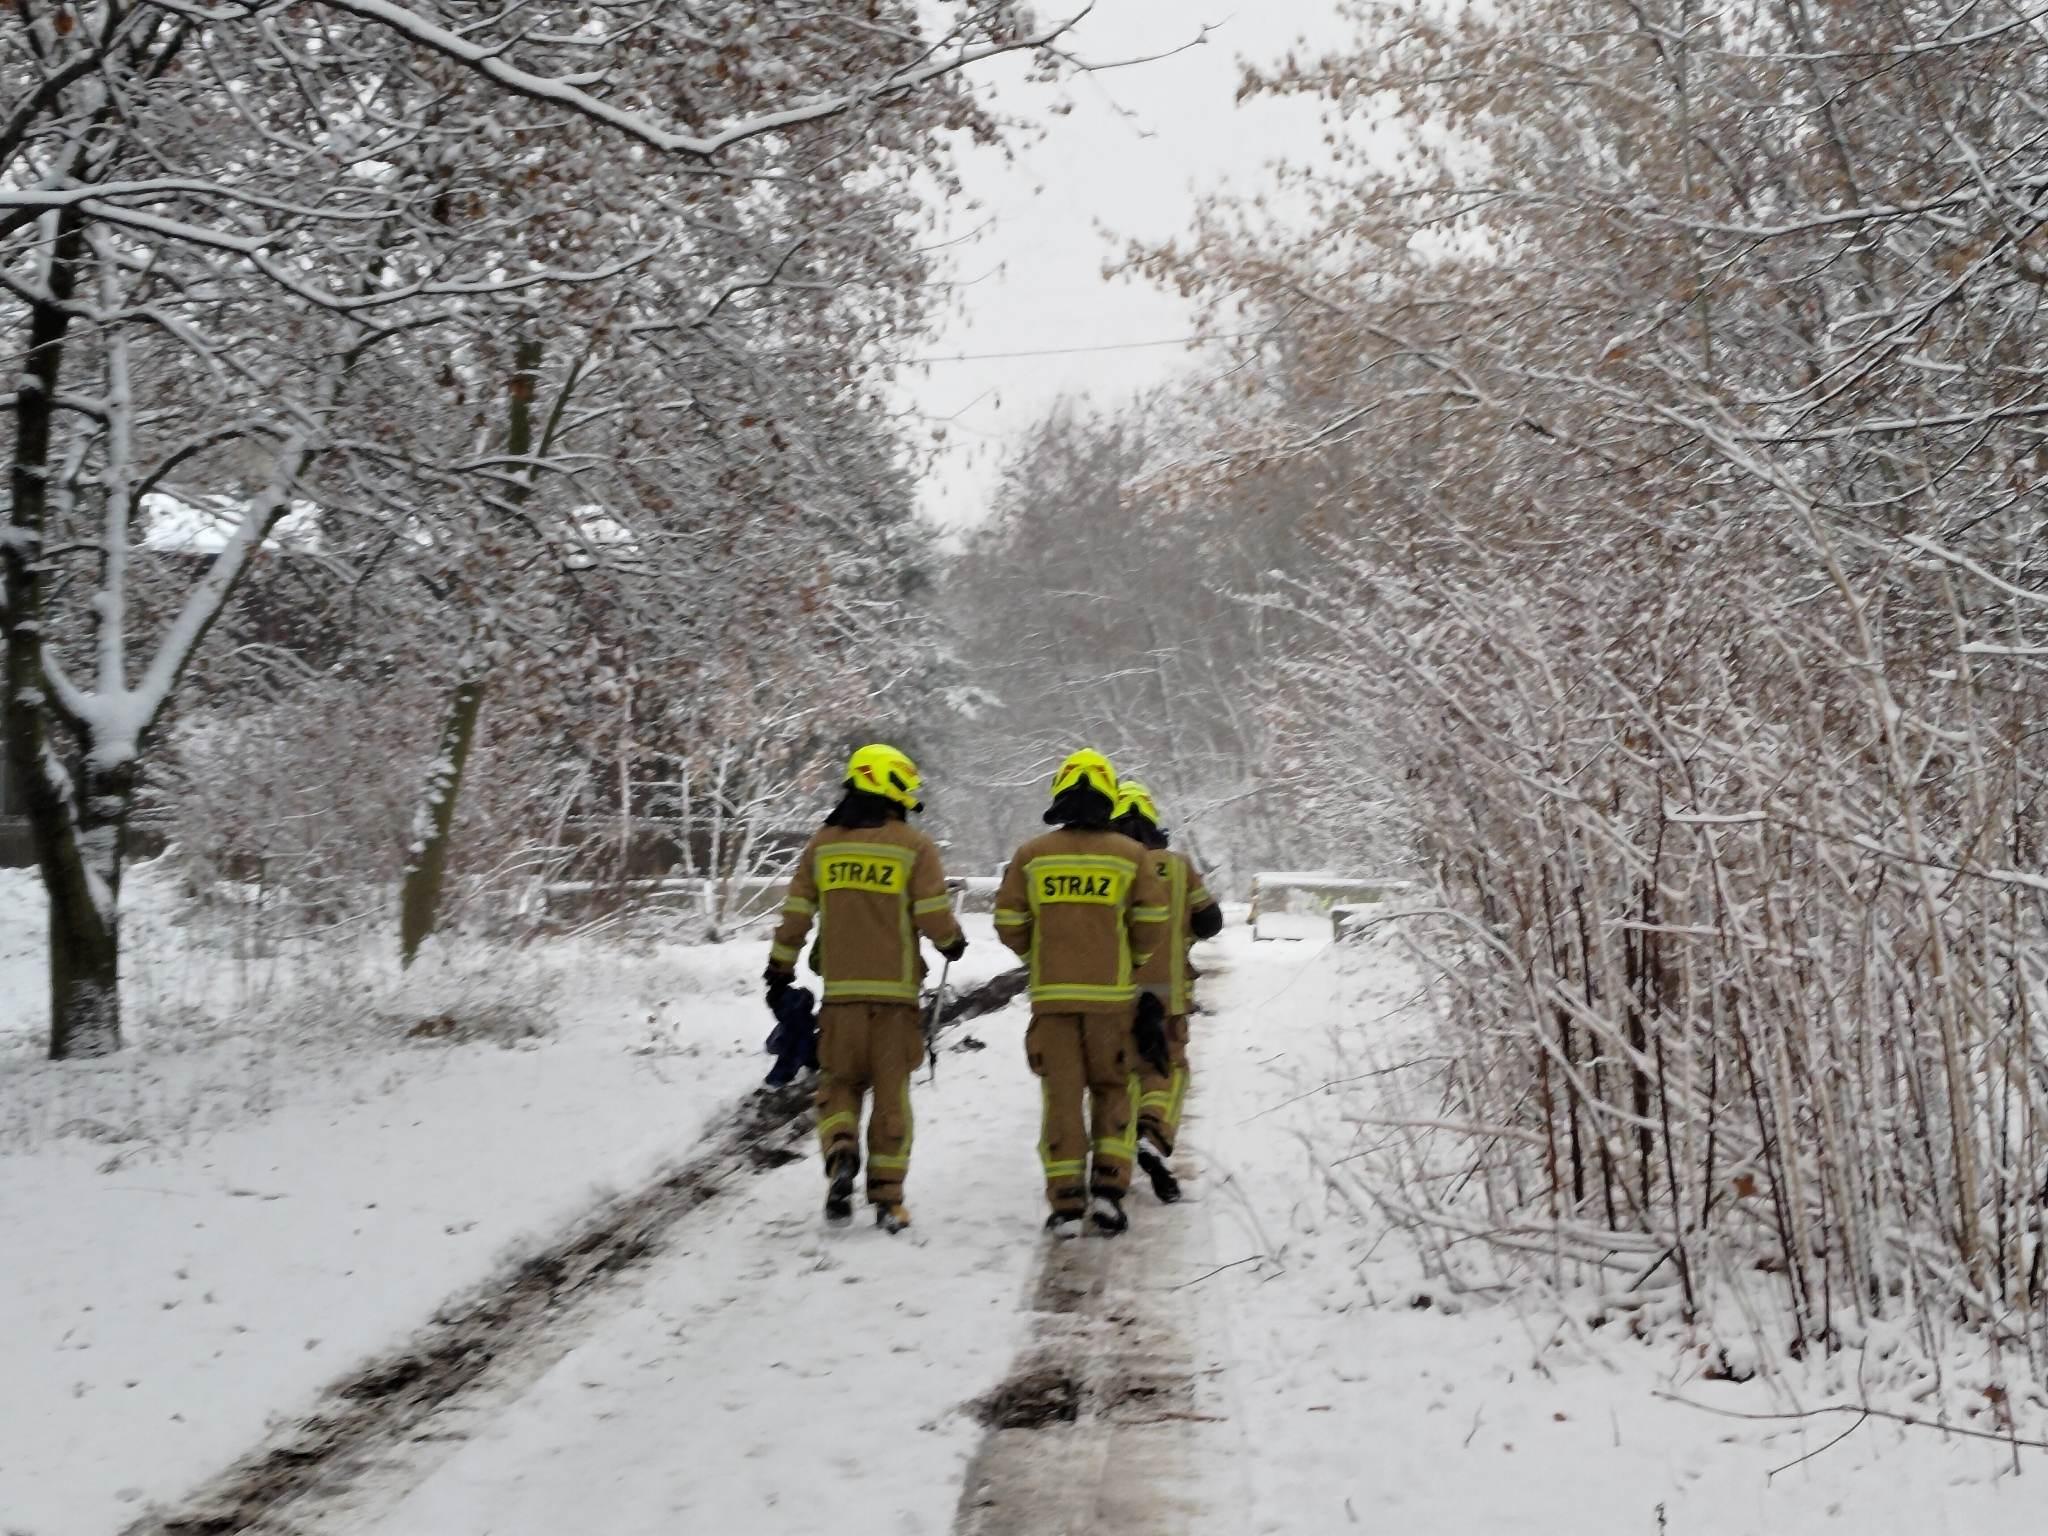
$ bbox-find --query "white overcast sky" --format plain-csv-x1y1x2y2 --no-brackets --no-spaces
902,1,1354,529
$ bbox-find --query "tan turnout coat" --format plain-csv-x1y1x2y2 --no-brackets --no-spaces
769,822,962,1005
994,827,1169,1013
1133,848,1218,1017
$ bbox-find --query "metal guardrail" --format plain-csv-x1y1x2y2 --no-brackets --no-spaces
1246,871,1417,941
1247,871,1414,917
538,875,787,926
952,875,1000,914
538,872,1001,922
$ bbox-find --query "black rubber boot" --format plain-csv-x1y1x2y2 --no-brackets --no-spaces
1137,1147,1182,1204
825,1152,857,1224
1044,1211,1083,1240
1089,1193,1129,1236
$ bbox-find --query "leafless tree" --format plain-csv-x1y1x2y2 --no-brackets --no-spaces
1127,0,2048,1356
5,1,1080,1055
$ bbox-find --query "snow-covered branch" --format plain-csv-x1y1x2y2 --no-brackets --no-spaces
317,0,1087,158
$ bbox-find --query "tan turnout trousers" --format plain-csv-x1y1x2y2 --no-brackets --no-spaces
1025,1011,1139,1215
815,1001,922,1206
1136,1012,1192,1156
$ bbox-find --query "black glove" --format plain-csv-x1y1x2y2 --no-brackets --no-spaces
1132,992,1172,1078
939,934,968,963
764,964,793,1006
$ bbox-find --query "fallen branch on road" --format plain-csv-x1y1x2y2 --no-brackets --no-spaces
1167,1254,1269,1291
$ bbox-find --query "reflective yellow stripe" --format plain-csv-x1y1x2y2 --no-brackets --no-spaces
821,978,920,1003
816,847,910,895
993,909,1031,927
815,842,916,867
1168,856,1192,1014
1038,1082,1083,1180
1131,906,1170,922
781,897,817,916
898,867,917,1000
1030,982,1138,1005
1093,1127,1137,1162
769,943,799,966
913,894,953,916
1027,854,1135,908
817,1111,857,1144
870,1074,914,1174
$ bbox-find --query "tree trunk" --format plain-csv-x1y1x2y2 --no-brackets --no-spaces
48,883,120,1058
47,761,136,1058
399,670,489,966
3,205,122,1058
397,334,541,965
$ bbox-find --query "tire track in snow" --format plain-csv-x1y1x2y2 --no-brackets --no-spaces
129,970,1030,1536
953,965,1252,1536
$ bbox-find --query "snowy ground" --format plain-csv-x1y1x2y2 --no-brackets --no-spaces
347,1031,1048,1536
7,872,2044,1534
1195,933,2045,1535
0,865,1011,1535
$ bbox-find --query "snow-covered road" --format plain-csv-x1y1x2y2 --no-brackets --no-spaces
343,1001,1052,1535
331,922,2048,1536
13,904,2047,1534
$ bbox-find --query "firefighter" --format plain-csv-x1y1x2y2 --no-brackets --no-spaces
766,743,966,1232
994,749,1169,1237
1113,780,1224,1204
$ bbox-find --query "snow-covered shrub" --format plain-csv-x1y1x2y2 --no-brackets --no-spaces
157,679,425,932
1295,524,2048,1355
1140,0,2048,1369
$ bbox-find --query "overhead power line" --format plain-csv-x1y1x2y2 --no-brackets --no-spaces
897,328,1277,364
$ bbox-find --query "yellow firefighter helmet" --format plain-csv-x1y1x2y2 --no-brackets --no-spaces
1113,779,1160,828
844,742,923,813
1049,748,1117,802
